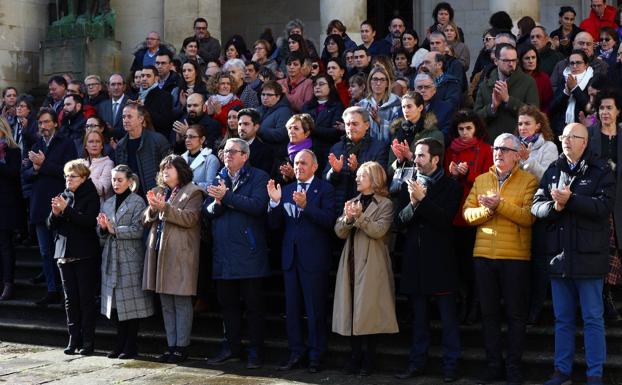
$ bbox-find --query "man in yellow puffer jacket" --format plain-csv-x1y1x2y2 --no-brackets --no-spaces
463,133,538,385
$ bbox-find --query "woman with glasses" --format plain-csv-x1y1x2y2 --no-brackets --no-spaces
49,160,101,355
251,39,278,73
550,6,582,57
471,29,496,83
587,89,622,323
181,124,219,190
519,44,554,113
357,67,401,142
596,26,619,67
302,75,344,172
11,94,38,156
550,50,593,135
81,128,114,205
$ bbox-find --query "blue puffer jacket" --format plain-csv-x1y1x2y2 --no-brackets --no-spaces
203,163,271,279
323,134,389,216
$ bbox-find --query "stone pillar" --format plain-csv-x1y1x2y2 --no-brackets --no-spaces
163,0,221,55
320,0,366,46
0,0,48,90
489,0,540,25
112,0,164,73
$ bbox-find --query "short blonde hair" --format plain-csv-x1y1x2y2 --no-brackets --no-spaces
63,159,91,178
286,113,315,135
357,161,389,197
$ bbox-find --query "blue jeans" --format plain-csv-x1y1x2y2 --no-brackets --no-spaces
408,293,461,372
35,224,59,293
551,278,606,377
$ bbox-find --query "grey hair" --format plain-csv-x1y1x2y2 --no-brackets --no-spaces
342,106,370,123
494,133,521,150
429,31,447,42
295,148,318,165
226,137,250,156
285,19,305,34
414,73,435,84
495,33,517,47
223,58,246,73
111,164,139,193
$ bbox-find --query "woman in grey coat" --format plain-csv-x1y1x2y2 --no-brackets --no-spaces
97,165,154,359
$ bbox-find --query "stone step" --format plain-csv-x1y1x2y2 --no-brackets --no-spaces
2,316,621,381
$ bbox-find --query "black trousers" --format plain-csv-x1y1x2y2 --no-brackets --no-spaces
111,309,140,353
474,257,530,372
0,230,15,284
216,278,265,357
58,258,99,346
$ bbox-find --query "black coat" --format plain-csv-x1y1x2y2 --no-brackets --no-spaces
173,112,221,154
396,172,462,295
144,87,174,139
302,98,344,172
532,152,615,278
549,83,590,135
0,147,24,230
58,112,86,155
48,179,101,260
23,135,78,224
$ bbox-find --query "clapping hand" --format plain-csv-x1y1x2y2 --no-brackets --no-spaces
207,180,228,204
478,191,500,211
551,185,571,211
279,162,295,180
344,199,363,222
97,213,116,234
518,144,531,161
449,161,469,176
51,195,67,216
566,74,577,92
173,119,189,141
391,139,412,162
146,190,166,211
266,179,282,203
406,179,427,204
347,154,359,172
292,189,307,209
328,153,344,173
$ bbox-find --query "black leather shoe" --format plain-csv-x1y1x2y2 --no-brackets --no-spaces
118,351,137,360
107,350,122,359
443,369,459,382
64,345,78,355
35,292,61,306
207,348,240,365
308,361,321,373
79,344,94,356
30,273,45,285
168,347,188,363
246,356,262,369
278,354,304,371
395,365,425,379
156,347,175,363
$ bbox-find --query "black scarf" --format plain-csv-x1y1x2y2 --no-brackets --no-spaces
416,166,444,188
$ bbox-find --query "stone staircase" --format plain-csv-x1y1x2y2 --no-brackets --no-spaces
1,245,622,384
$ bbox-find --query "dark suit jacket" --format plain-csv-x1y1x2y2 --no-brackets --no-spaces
144,87,174,139
22,135,78,224
268,177,336,272
249,137,274,175
97,94,129,140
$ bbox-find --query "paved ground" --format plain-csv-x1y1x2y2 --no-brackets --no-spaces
0,341,536,385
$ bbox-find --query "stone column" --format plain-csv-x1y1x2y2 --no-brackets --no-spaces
489,0,540,25
163,0,221,55
112,0,164,73
320,0,366,46
0,0,48,90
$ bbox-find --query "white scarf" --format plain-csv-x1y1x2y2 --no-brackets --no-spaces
563,66,593,124
210,93,236,106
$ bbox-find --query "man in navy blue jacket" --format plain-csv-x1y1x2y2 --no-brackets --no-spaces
22,108,77,305
267,149,336,373
204,138,270,369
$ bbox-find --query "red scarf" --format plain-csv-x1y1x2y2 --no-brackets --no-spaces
450,137,479,153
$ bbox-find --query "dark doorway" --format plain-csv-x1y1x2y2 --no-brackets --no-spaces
366,0,414,36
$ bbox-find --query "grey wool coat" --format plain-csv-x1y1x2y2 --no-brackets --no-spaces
98,192,154,321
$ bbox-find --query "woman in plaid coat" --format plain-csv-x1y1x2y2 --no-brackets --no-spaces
97,165,154,359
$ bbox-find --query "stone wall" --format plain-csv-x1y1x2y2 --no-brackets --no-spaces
0,0,48,91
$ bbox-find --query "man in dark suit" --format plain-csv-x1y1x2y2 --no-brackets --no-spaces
267,149,336,373
171,93,220,154
97,73,128,140
237,108,273,175
22,108,78,305
414,73,456,141
139,65,174,139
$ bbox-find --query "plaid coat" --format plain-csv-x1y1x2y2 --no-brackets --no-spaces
99,193,154,321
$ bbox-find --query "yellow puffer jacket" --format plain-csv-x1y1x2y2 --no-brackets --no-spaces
463,165,538,260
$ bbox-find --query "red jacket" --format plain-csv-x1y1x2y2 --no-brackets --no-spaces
531,71,553,114
444,138,493,226
579,5,617,40
335,80,350,108
212,98,243,136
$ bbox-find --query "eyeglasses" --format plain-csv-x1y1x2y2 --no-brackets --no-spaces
183,134,200,140
568,60,585,66
311,64,320,69
85,124,100,129
64,174,81,179
85,83,100,88
493,146,518,153
223,149,245,155
558,134,586,141
415,84,434,91
371,77,387,83
482,37,495,42
261,93,276,97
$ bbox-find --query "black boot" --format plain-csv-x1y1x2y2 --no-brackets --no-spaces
0,283,13,301
603,285,621,323
343,336,363,374
465,295,480,325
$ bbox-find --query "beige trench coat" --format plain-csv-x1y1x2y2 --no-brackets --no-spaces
332,194,399,336
142,183,204,296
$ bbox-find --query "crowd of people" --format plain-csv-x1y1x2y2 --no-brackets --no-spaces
1,1,622,384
